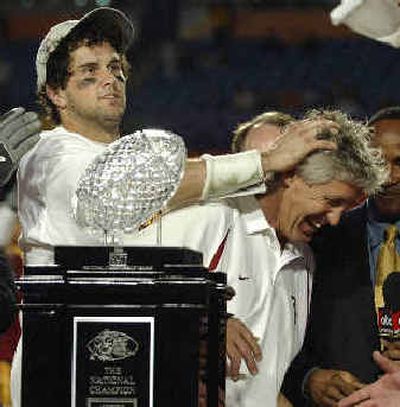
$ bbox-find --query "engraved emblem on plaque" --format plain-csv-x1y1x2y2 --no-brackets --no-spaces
72,317,154,407
86,330,139,362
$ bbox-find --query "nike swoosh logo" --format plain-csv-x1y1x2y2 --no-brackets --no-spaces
238,276,250,281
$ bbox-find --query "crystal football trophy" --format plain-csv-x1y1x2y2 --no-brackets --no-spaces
73,128,186,245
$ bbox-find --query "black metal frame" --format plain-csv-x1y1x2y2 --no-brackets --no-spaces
18,246,227,407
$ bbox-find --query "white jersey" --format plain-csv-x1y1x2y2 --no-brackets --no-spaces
18,126,108,264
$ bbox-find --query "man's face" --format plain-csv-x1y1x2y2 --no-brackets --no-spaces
276,175,362,243
53,41,126,133
373,119,400,199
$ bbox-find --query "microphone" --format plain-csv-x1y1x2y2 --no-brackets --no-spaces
382,272,400,339
377,307,393,339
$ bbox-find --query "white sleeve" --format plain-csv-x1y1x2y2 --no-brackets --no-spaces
331,0,400,47
201,150,266,200
18,135,104,250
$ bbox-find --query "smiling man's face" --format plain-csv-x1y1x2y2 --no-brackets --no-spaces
242,119,363,243
275,175,363,243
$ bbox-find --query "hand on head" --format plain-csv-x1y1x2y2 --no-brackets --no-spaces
261,118,338,174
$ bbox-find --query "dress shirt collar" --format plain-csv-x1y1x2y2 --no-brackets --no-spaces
231,195,271,235
229,195,305,260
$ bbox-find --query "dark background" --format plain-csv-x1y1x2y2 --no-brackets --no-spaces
0,0,398,153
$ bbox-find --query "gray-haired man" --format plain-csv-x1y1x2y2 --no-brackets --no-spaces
122,109,386,407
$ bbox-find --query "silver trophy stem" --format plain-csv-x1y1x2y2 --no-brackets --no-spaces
156,212,162,246
103,230,116,246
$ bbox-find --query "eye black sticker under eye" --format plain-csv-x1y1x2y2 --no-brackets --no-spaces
78,78,97,88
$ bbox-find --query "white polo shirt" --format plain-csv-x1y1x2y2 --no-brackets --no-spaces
18,126,108,264
221,196,314,407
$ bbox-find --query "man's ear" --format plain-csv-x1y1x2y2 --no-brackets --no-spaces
281,170,297,188
46,85,66,109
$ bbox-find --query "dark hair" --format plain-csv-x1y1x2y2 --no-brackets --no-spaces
39,24,130,125
368,106,400,126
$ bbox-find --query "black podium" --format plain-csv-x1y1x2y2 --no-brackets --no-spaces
18,246,227,407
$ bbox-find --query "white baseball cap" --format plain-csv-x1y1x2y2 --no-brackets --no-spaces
36,7,134,90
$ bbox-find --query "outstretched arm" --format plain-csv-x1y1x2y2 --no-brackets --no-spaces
168,118,337,208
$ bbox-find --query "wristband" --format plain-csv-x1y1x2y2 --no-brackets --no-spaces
201,150,264,200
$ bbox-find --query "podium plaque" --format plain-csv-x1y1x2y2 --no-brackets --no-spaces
72,316,154,407
19,246,227,407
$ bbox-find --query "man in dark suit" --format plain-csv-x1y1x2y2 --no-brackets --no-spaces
282,106,400,406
